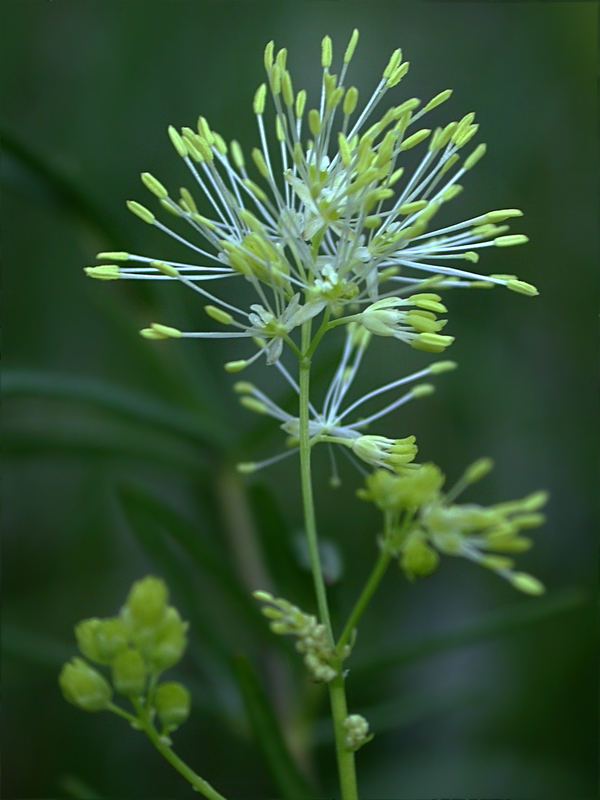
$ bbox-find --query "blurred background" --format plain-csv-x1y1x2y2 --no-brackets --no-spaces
2,2,597,799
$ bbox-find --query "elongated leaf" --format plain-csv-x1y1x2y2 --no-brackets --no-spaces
232,653,315,800
2,127,117,242
2,623,74,669
118,482,273,644
3,370,231,450
117,482,229,662
3,415,210,472
354,586,587,676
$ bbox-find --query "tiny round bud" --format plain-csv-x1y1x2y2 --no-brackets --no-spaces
122,576,169,630
154,682,191,732
112,648,147,697
75,617,129,665
59,658,112,712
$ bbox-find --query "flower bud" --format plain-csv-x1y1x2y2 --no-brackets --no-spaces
111,648,147,697
146,607,189,672
154,682,191,732
401,531,440,579
59,658,112,712
75,617,129,665
122,576,169,631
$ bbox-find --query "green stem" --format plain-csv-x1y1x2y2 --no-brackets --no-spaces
298,320,358,800
134,701,228,800
336,547,392,656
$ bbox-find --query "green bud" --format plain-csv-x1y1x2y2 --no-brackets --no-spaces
146,607,189,672
154,682,191,732
59,658,112,712
112,648,147,697
122,576,169,631
401,531,440,579
75,617,129,665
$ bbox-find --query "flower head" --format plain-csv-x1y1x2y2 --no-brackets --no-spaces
360,459,547,593
88,31,537,370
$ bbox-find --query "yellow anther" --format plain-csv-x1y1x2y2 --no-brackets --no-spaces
126,201,155,225
160,198,180,217
388,167,404,186
463,457,494,484
429,360,457,374
483,209,523,223
439,184,463,202
295,89,307,119
264,40,274,73
510,573,545,596
237,462,258,474
506,279,538,297
205,305,233,325
84,265,120,280
253,83,267,115
151,260,179,278
344,29,359,64
411,383,435,398
463,251,479,263
195,136,214,162
383,48,402,79
411,333,455,353
179,187,197,214
400,128,431,151
338,132,352,166
230,140,245,170
197,116,214,144
242,179,268,202
440,153,460,175
494,234,529,247
141,323,182,340
96,251,129,261
212,132,227,156
422,89,453,113
141,172,168,199
308,109,321,136
224,360,249,373
275,116,286,142
168,125,188,158
399,200,429,216
275,47,287,71
191,213,218,231
240,396,268,414
386,62,410,88
321,35,333,68
463,143,487,170
233,381,255,394
251,148,270,179
455,124,479,148
281,70,294,107
364,215,382,229
269,63,281,95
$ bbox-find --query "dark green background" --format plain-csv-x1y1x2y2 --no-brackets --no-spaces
2,2,597,799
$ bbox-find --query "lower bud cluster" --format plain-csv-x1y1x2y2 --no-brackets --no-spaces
59,576,191,736
253,591,351,682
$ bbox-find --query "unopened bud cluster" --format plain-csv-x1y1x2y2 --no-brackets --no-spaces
343,714,374,752
253,591,350,682
359,460,547,594
59,577,191,736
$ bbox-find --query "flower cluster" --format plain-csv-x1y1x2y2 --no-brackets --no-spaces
253,590,351,682
343,714,374,752
358,459,547,594
235,322,455,479
85,30,536,372
59,577,191,737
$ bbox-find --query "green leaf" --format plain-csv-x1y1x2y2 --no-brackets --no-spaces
232,653,315,800
3,370,231,450
117,482,230,663
353,586,588,676
117,481,273,644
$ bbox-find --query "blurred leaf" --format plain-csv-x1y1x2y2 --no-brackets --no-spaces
3,413,210,471
2,623,74,669
2,126,117,243
313,687,482,744
118,481,273,644
3,370,231,450
232,653,315,800
58,776,103,800
117,481,230,662
353,587,588,676
248,484,314,605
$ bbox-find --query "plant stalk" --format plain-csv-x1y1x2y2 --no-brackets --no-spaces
298,320,358,800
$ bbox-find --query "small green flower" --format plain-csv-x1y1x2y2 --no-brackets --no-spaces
154,682,192,733
59,657,112,712
75,617,129,665
111,648,147,697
